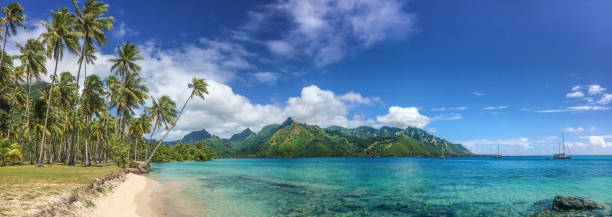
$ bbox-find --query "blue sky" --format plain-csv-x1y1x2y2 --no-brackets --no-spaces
8,0,612,155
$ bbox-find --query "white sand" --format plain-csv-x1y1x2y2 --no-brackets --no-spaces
91,173,159,217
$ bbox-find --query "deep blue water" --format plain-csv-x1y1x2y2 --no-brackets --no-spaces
148,156,612,216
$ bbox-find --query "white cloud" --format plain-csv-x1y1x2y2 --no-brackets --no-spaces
376,106,430,128
483,106,508,110
566,91,584,98
588,84,605,95
599,94,612,105
432,113,462,121
571,85,580,91
428,127,437,133
535,136,557,143
252,72,280,85
340,92,382,105
284,85,379,128
573,135,612,148
432,106,468,111
458,138,532,150
160,84,386,140
243,0,417,67
537,105,609,113
470,91,484,96
265,40,294,56
113,22,139,38
564,127,584,133
587,136,611,148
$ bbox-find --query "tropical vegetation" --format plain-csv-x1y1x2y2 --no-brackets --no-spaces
0,1,212,168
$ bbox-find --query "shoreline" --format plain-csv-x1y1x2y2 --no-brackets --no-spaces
87,172,207,217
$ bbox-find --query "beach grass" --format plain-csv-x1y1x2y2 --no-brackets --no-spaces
0,164,122,216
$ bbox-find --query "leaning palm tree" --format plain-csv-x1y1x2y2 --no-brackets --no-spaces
37,8,80,166
16,39,46,164
0,3,25,66
109,42,142,80
81,75,106,165
145,96,177,160
145,77,208,165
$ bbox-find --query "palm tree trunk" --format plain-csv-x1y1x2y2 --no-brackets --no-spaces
26,72,32,164
38,55,60,165
7,98,15,139
145,94,192,164
146,119,159,160
83,62,90,166
70,39,88,166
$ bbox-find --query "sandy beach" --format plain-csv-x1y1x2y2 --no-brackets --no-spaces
90,173,157,217
88,173,206,217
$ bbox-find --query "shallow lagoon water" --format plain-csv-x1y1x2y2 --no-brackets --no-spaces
148,156,612,216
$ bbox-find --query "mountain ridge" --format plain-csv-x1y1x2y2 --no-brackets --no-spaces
170,117,471,158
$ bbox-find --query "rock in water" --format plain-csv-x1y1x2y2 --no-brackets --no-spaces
552,195,602,211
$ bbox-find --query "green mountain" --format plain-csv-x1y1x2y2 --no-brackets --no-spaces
192,117,471,158
168,129,211,145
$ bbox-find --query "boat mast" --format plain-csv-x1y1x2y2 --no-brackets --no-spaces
497,143,500,155
562,133,565,155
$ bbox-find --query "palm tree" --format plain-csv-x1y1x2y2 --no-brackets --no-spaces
57,72,76,162
145,77,208,165
145,96,177,160
70,0,114,166
3,83,26,140
0,3,25,66
128,114,150,161
81,75,106,165
16,39,46,164
107,72,148,146
0,50,15,137
107,42,144,144
37,8,80,165
109,42,142,79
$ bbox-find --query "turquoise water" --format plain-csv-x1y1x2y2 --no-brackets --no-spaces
148,157,612,216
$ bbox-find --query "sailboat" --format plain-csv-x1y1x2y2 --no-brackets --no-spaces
494,144,502,158
553,133,571,159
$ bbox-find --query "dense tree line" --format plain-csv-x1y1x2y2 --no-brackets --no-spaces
0,1,214,167
151,141,217,162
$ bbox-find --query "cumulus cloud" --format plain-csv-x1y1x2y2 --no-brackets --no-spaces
588,84,605,95
587,136,611,148
570,135,612,148
427,127,437,133
566,91,584,98
162,84,387,139
599,94,612,105
376,106,430,128
284,85,380,128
